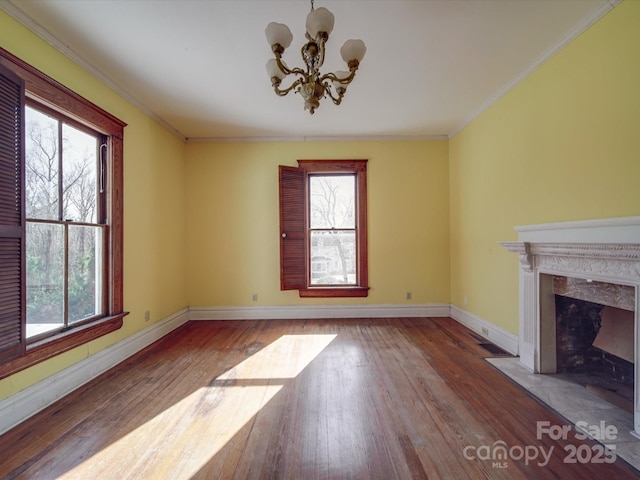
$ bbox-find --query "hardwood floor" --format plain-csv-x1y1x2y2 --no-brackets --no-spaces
1,318,638,479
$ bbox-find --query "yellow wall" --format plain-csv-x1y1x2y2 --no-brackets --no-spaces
0,9,450,401
449,0,640,333
2,0,637,402
185,141,450,307
0,11,188,400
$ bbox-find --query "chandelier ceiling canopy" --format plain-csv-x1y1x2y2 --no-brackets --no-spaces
265,0,366,114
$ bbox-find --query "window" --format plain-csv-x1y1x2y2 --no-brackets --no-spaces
279,159,369,297
25,104,106,340
0,48,126,379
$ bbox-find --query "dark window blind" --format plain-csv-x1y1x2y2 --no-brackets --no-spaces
279,165,306,290
0,64,25,362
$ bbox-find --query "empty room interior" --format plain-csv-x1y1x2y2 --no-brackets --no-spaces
1,0,640,478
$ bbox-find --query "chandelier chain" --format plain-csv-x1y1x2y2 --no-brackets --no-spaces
310,0,314,12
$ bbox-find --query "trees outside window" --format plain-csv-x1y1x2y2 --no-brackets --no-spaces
309,175,356,285
279,159,369,298
0,48,126,378
25,105,105,340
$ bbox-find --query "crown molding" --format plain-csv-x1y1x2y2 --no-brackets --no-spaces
185,134,448,144
0,0,447,146
448,0,622,139
2,0,621,144
0,0,187,142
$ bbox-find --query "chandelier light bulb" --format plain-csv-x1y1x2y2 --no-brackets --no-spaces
265,1,365,114
305,7,335,39
266,58,287,82
265,22,293,51
340,39,366,64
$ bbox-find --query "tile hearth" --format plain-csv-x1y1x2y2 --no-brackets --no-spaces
487,357,640,471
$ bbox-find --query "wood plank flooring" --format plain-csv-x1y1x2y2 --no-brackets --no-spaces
1,317,638,479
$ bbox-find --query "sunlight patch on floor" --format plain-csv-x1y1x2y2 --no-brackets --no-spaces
60,334,337,479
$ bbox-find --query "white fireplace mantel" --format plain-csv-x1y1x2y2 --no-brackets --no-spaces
500,216,640,434
501,242,640,277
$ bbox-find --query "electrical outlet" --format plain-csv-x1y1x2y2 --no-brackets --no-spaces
406,291,412,300
144,310,151,322
252,294,258,302
481,327,489,336
463,296,468,306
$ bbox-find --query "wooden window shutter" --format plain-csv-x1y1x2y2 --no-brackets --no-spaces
279,165,306,290
0,64,25,362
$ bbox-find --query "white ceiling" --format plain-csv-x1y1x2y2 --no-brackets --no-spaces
1,0,617,141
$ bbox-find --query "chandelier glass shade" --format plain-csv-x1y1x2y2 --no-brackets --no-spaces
265,2,366,114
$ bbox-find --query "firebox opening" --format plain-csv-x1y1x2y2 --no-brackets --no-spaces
554,275,635,413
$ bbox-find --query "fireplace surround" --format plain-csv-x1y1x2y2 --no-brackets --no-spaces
501,216,640,434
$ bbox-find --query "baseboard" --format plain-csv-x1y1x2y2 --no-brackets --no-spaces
0,302,518,435
0,308,190,436
450,305,519,355
188,303,452,320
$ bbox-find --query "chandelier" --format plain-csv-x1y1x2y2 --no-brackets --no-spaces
265,0,366,114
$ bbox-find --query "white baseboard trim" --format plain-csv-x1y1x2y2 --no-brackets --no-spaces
450,305,519,355
1,303,520,435
0,308,189,436
188,303,452,321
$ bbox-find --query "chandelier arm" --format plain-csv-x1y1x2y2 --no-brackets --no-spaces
322,82,345,105
266,3,364,113
319,68,357,85
273,77,303,96
274,55,306,77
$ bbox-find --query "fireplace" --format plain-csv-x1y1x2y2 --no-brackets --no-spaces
501,216,640,434
551,278,635,412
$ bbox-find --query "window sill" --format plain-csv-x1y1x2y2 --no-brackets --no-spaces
299,287,370,298
0,312,128,381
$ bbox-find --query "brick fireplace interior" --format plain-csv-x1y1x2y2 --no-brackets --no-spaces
552,275,635,412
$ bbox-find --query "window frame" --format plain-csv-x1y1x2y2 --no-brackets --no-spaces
25,101,109,342
279,159,369,298
0,47,127,380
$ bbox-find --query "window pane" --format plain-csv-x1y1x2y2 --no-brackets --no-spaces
69,225,103,323
26,222,64,337
310,231,356,285
25,107,59,220
62,124,98,223
309,175,355,229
